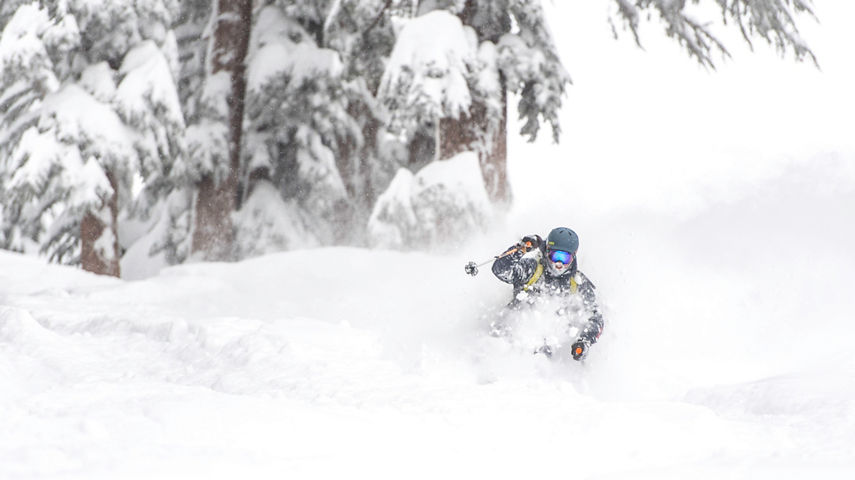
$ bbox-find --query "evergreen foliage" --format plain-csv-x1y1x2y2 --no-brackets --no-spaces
0,1,183,274
0,0,818,274
611,0,817,68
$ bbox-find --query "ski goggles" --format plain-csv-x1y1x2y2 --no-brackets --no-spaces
548,249,573,265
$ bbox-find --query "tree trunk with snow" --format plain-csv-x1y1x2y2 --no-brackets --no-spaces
437,1,512,205
192,0,252,260
80,171,120,277
480,78,509,204
438,73,509,204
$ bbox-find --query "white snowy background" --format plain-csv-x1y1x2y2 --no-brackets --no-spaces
2,1,855,478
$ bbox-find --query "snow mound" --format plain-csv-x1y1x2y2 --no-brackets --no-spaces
233,181,320,258
0,306,56,344
368,152,492,249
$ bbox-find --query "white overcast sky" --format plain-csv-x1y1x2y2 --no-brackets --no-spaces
506,0,854,218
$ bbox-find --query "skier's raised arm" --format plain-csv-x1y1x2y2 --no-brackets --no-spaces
491,235,543,288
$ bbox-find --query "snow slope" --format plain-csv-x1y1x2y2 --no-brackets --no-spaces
2,151,854,479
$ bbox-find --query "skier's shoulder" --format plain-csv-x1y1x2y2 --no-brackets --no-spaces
575,270,596,290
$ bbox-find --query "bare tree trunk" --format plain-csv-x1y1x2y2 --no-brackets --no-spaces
80,170,120,277
192,0,252,260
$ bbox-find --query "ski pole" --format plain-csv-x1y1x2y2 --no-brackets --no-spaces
464,257,496,276
464,241,530,277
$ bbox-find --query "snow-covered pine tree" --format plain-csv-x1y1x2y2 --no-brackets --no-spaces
380,0,816,208
371,7,499,248
324,0,400,215
459,0,571,203
127,0,213,268
0,1,183,276
240,3,357,252
378,0,570,205
163,0,399,259
370,0,816,249
377,8,481,162
0,4,75,254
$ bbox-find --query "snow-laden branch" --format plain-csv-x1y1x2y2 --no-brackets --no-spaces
610,0,818,68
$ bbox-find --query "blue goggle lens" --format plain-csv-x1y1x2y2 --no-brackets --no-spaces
549,250,573,264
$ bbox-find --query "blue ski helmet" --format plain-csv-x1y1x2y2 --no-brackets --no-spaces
546,227,579,254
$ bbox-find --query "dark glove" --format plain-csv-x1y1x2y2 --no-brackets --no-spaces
464,261,478,276
518,234,542,252
570,339,590,361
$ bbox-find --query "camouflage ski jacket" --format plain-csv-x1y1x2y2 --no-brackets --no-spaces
491,239,604,345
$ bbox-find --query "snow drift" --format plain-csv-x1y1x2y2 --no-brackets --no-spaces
2,153,854,478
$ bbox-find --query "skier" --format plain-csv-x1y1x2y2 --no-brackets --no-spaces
480,227,603,361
